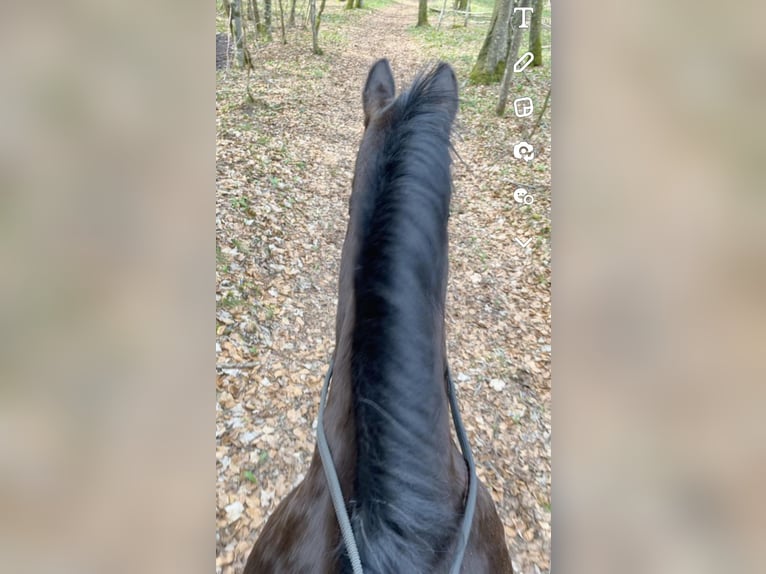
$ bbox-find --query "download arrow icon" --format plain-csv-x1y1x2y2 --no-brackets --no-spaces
514,237,532,248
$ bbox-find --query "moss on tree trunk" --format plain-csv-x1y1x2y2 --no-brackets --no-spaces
469,0,512,84
529,0,543,66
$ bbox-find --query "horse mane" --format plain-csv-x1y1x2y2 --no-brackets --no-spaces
347,62,461,573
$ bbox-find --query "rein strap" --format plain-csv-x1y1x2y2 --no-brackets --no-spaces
316,356,478,574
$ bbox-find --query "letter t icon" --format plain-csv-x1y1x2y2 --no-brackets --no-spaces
513,7,533,28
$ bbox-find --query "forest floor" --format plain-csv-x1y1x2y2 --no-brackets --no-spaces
216,1,551,572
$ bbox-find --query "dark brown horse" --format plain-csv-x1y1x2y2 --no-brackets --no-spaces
244,59,513,574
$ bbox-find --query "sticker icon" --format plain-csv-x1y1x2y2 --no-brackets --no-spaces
513,188,534,205
513,141,535,162
513,97,534,117
513,52,535,73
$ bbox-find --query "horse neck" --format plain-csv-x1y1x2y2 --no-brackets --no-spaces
319,251,461,495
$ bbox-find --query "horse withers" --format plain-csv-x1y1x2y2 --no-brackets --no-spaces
243,59,513,574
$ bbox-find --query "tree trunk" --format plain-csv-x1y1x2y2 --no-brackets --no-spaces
222,0,232,16
317,0,328,30
309,0,321,54
438,0,448,29
470,0,513,84
417,0,428,26
278,0,287,42
264,0,273,39
528,0,543,66
454,0,468,10
289,0,297,25
496,0,529,115
246,0,255,19
229,0,245,67
253,0,264,37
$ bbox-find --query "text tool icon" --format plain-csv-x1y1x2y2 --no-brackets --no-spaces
513,7,533,28
513,188,534,205
513,97,534,117
513,141,534,162
513,52,534,73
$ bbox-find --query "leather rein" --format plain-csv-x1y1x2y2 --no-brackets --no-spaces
316,355,478,574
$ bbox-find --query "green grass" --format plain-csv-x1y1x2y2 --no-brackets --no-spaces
321,30,346,47
220,292,244,309
230,196,249,211
320,12,346,24
231,237,248,253
409,21,487,75
269,175,282,187
216,244,231,273
243,470,257,483
359,0,394,11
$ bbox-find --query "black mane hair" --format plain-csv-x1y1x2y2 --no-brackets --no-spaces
346,61,461,573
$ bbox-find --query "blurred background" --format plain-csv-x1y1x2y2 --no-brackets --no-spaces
557,1,766,572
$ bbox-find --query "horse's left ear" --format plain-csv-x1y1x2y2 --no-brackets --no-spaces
363,59,396,127
428,62,459,124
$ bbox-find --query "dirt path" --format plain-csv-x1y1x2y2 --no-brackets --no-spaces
216,3,551,573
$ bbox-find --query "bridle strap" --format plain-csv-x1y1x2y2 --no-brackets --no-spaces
316,355,478,574
446,364,478,574
316,358,364,574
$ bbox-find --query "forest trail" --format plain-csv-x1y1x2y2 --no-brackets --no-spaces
216,2,551,572
338,0,427,75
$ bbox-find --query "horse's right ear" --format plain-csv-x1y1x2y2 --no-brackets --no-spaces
363,59,395,127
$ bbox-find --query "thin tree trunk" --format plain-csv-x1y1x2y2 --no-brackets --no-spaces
264,0,273,39
317,0,328,30
438,0,448,29
309,0,320,54
496,0,529,115
247,0,255,19
222,0,232,16
253,0,263,37
525,85,551,140
278,0,287,42
289,0,297,26
528,0,543,66
417,0,428,26
229,0,245,67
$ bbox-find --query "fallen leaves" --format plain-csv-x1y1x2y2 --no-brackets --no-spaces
224,501,245,524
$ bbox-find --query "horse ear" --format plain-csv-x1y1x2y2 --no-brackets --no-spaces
363,59,395,126
427,62,459,124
